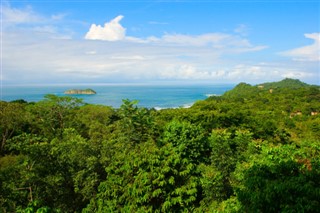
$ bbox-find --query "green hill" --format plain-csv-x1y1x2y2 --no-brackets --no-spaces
222,82,256,98
222,78,316,99
258,78,310,89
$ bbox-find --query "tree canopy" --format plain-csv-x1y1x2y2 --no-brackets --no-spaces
1,78,319,212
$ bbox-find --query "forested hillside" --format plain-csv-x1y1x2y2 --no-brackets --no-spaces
1,78,319,212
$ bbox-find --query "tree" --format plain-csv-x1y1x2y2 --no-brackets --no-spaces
0,102,27,154
74,104,117,141
85,121,209,212
2,129,97,212
236,143,320,212
204,130,251,201
116,99,153,144
27,95,84,140
161,120,210,165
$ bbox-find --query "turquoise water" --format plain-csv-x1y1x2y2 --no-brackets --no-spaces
1,84,234,108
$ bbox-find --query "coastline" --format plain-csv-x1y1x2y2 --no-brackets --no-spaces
1,84,234,108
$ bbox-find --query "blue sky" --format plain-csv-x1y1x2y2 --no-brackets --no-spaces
1,0,319,85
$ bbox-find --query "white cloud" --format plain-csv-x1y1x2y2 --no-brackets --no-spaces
1,3,67,25
148,21,168,25
281,71,314,79
3,29,318,84
234,24,249,36
51,13,67,21
160,33,230,46
281,33,320,61
222,63,317,83
85,15,126,41
84,15,267,53
156,63,316,83
85,51,97,55
2,6,317,85
1,3,73,41
159,65,210,80
1,3,42,24
4,28,313,84
33,26,57,34
110,55,145,60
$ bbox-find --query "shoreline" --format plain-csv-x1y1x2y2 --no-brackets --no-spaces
1,84,234,108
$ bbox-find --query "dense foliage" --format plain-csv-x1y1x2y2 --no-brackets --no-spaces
1,78,319,212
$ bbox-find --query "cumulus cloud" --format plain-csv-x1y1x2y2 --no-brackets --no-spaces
84,15,267,53
85,15,126,41
281,33,320,61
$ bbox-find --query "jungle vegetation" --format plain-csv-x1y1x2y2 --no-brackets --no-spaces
1,78,319,212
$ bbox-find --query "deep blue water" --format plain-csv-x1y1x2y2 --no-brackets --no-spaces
1,84,234,108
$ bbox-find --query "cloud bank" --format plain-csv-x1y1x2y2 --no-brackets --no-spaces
84,16,267,53
2,4,41,24
1,7,318,85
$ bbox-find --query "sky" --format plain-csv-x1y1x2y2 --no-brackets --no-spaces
1,0,319,85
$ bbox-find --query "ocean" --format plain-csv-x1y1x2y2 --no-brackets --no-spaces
1,84,234,109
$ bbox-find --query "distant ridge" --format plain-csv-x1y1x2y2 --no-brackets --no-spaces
258,78,309,89
222,78,318,99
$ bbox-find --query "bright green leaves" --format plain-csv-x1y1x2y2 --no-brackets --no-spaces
1,81,319,212
27,95,84,140
85,140,160,212
162,120,210,165
74,104,116,141
117,99,154,144
0,154,28,212
1,128,102,212
16,200,51,213
197,129,252,207
85,120,208,212
0,101,27,154
235,142,320,212
210,130,251,176
238,159,320,212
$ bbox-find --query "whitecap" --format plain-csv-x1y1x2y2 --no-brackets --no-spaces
205,93,220,97
181,103,194,108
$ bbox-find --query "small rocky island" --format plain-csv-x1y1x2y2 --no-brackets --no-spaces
64,88,96,95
